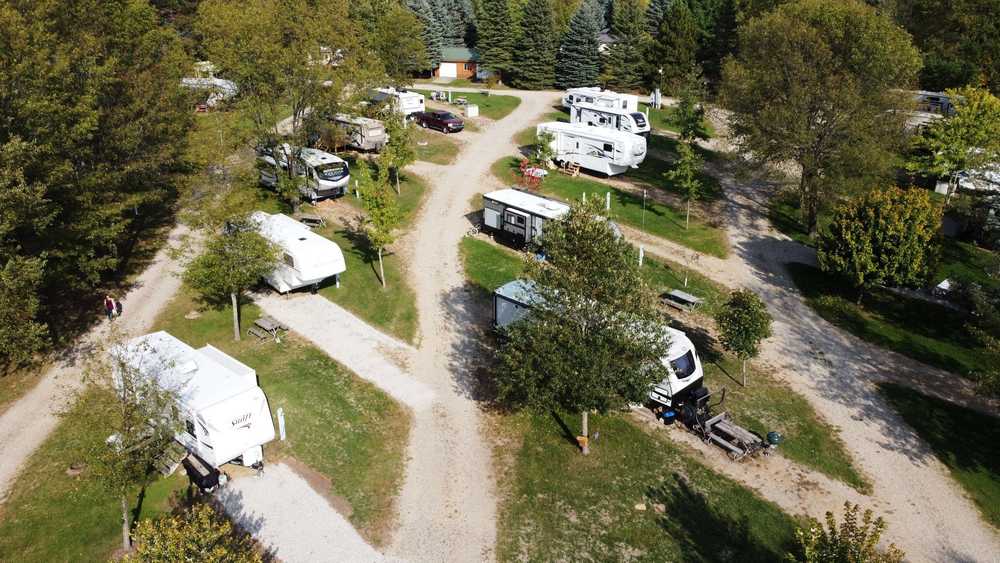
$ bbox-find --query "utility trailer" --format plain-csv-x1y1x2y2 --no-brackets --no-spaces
664,387,776,461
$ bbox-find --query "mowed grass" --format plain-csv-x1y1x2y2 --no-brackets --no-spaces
154,290,410,545
413,126,459,165
338,167,429,229
878,383,1000,529
313,226,419,343
936,237,1000,292
460,239,866,490
640,103,714,139
513,109,570,147
492,156,729,258
497,412,798,561
411,89,521,120
789,263,992,378
0,388,190,561
628,152,724,203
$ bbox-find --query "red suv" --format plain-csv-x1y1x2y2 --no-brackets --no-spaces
413,110,465,133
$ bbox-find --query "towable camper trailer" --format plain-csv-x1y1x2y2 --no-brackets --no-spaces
371,87,426,117
257,145,350,202
115,331,276,471
252,211,347,293
482,188,570,246
570,101,650,137
492,280,704,405
562,87,639,113
536,122,647,176
332,114,388,151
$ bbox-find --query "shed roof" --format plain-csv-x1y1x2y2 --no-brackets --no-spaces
440,47,479,62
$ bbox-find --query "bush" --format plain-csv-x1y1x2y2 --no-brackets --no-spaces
788,502,904,563
126,503,261,562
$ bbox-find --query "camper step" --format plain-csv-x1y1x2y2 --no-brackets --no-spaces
155,441,189,477
559,162,580,177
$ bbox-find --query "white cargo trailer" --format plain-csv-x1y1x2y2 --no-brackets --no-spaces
371,87,426,117
536,121,647,176
482,188,570,246
116,331,276,470
570,101,650,137
252,211,347,293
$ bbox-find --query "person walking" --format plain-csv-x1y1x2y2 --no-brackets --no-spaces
104,295,115,321
115,298,123,319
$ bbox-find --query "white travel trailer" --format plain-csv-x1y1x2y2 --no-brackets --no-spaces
180,77,238,108
570,101,651,137
116,331,276,469
252,211,347,293
482,188,570,246
371,87,426,117
333,114,388,152
536,121,647,176
492,281,704,405
258,144,351,202
562,87,639,113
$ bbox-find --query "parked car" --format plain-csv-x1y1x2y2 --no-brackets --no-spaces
412,110,464,133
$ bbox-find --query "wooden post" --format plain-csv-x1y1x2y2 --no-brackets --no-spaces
231,292,241,341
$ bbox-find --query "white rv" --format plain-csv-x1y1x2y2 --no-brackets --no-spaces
562,87,639,113
333,114,388,151
252,211,347,293
536,121,647,176
116,331,276,469
570,101,650,137
258,144,351,202
492,281,704,405
180,77,238,108
371,87,426,117
482,188,570,246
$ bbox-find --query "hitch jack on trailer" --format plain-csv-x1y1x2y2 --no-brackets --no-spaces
674,387,776,461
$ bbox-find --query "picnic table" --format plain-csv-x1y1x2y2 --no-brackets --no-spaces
248,315,289,342
661,289,704,312
454,96,468,106
294,213,326,228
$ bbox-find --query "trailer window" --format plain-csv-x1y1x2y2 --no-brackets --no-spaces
185,420,196,437
506,213,526,226
316,161,348,181
670,351,697,379
603,143,613,152
283,253,295,268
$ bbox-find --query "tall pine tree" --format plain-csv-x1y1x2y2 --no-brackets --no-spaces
603,0,646,90
647,0,699,93
556,0,601,88
407,0,445,66
510,0,557,89
644,0,670,35
477,0,515,78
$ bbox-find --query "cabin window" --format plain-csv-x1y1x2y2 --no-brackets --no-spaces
185,419,196,437
464,63,474,71
603,143,613,152
283,253,295,268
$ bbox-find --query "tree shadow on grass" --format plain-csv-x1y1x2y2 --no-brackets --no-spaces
647,474,789,563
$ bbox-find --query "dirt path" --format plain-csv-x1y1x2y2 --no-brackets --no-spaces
386,89,560,563
0,225,193,503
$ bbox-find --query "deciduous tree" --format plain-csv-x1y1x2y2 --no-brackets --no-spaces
496,200,669,454
358,161,402,288
715,289,772,385
666,142,704,229
818,187,942,302
0,256,48,371
510,0,558,89
126,503,262,562
380,114,417,194
672,69,710,142
184,217,279,341
555,0,602,88
721,0,922,236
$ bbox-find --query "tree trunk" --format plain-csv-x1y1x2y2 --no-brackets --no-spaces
231,292,240,341
741,357,747,387
394,168,401,195
799,170,819,237
581,411,590,455
378,247,386,288
121,495,131,551
685,200,691,230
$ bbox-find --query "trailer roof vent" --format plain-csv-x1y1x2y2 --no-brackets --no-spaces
298,237,307,241
543,202,562,210
178,359,199,374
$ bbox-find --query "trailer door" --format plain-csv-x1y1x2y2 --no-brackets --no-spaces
503,208,529,244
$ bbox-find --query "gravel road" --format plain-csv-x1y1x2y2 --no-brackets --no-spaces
0,225,193,503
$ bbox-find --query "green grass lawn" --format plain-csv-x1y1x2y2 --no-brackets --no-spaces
628,153,725,203
0,388,190,561
767,188,827,247
936,238,1000,291
412,89,521,121
413,126,459,165
338,168,428,230
492,157,730,258
153,290,410,545
640,103,714,139
513,109,570,147
460,238,865,490
789,263,991,377
497,411,798,561
879,383,1000,528
312,226,419,343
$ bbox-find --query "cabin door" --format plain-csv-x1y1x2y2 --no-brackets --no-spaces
502,208,529,244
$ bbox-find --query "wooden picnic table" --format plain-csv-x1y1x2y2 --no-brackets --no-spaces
251,315,289,341
661,289,704,312
294,213,326,228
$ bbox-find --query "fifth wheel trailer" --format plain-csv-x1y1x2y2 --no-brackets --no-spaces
561,87,639,113
570,101,650,137
482,188,570,246
115,331,276,470
536,121,647,176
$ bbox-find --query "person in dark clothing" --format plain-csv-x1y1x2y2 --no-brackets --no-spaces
115,299,123,318
104,295,115,321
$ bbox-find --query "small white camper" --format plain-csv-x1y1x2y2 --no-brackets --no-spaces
562,87,639,113
536,121,647,176
482,188,570,246
116,331,276,469
252,211,347,293
371,87,426,117
492,281,704,405
258,144,351,202
570,101,651,137
333,114,388,151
